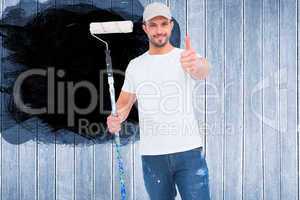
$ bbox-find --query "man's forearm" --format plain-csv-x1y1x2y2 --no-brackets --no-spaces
116,99,134,123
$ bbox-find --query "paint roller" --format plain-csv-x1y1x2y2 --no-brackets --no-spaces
90,21,133,34
89,20,134,200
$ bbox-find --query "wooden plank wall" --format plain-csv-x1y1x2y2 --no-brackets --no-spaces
0,0,299,199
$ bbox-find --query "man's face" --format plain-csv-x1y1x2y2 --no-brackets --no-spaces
143,16,174,48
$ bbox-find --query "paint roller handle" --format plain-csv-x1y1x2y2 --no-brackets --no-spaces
105,49,120,133
105,49,113,76
105,49,117,116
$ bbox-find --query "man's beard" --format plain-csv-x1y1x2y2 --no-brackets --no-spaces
149,34,170,48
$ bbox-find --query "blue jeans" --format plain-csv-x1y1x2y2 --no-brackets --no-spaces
141,147,210,200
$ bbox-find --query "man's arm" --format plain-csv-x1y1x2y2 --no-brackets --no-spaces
116,90,137,122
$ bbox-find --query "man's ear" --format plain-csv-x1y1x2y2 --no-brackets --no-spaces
170,20,174,31
142,23,147,34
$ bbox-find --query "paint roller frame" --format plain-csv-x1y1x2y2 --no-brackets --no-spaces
89,20,134,200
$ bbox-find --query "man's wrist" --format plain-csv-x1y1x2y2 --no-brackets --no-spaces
190,58,209,80
117,112,126,123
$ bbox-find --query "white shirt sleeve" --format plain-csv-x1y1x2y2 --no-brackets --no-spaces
121,60,136,94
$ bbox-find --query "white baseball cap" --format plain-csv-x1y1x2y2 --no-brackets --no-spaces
143,2,172,22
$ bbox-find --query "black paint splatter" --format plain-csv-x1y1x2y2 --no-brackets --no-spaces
0,3,181,141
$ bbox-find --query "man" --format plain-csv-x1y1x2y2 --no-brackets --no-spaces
107,2,211,200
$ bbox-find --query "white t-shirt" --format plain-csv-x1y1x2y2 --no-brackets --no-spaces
122,47,204,155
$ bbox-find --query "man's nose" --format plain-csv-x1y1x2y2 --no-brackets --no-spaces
156,26,163,34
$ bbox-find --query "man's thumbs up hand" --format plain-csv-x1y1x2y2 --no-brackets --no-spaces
180,34,210,80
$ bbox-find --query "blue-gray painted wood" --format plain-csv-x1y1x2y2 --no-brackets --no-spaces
1,0,300,200
298,0,300,199
224,0,243,199
19,118,38,200
56,130,75,200
37,120,56,200
244,0,264,199
75,135,94,200
94,140,113,200
206,0,225,199
262,0,281,199
93,0,111,10
2,123,20,200
279,0,298,199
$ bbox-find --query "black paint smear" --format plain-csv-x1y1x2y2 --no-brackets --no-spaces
0,4,181,142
